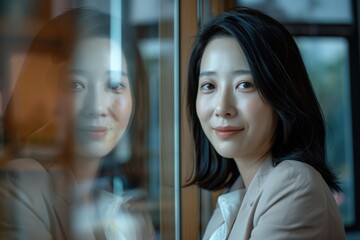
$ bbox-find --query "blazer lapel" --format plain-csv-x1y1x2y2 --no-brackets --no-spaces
228,158,274,240
49,166,73,240
203,178,246,240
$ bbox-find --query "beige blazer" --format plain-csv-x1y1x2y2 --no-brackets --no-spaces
0,158,154,240
0,158,70,239
203,159,346,240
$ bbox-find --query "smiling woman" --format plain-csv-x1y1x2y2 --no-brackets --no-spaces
186,7,346,240
67,37,132,160
0,8,154,240
196,37,276,169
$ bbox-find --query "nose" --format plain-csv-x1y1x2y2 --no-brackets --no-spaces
215,91,237,118
84,86,109,118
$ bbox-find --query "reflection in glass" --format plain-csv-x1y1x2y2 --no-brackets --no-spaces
296,37,354,226
0,1,165,239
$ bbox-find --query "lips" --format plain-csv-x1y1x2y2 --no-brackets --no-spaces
213,126,244,138
77,126,110,139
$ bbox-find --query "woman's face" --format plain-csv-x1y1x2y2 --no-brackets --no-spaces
64,37,132,159
196,37,276,161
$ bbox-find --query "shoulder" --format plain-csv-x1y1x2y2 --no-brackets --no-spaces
256,159,334,218
265,160,325,191
0,158,56,238
1,158,47,172
0,158,52,194
0,158,54,216
255,160,336,221
0,158,50,181
249,160,345,239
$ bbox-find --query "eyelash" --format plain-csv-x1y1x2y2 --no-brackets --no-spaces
66,78,127,93
236,81,253,89
67,80,85,91
199,81,254,92
108,80,126,92
200,82,215,91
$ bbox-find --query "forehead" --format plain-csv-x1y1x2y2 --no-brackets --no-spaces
72,37,120,58
71,37,126,71
200,36,250,71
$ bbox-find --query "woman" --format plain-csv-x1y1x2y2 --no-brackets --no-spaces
186,7,345,240
0,8,154,239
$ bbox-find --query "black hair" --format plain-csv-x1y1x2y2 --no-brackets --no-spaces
186,7,340,192
2,8,149,190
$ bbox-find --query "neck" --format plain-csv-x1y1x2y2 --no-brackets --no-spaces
70,156,102,202
72,156,101,182
234,153,270,189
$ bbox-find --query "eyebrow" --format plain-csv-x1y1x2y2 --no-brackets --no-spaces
69,69,128,77
199,69,251,77
69,69,90,79
107,70,128,78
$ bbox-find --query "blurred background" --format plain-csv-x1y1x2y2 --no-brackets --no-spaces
0,0,359,239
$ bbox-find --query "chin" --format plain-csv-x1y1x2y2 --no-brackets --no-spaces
212,145,239,159
75,144,115,160
76,150,111,160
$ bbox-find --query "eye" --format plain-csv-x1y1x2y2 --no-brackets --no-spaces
108,79,126,92
237,81,253,90
200,82,216,92
71,81,83,89
66,80,85,92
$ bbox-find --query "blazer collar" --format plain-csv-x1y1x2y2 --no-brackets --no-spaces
224,157,274,240
203,177,246,240
48,164,76,205
219,180,246,233
244,157,274,206
203,157,274,240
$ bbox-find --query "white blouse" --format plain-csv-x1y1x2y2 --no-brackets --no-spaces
207,178,247,240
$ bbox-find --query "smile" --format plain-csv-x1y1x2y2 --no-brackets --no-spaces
213,126,244,138
77,126,110,139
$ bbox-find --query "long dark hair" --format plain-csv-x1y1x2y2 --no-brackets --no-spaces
186,7,340,192
2,8,149,190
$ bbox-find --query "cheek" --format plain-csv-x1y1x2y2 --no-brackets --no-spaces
241,95,268,120
72,95,84,116
196,95,210,121
112,95,133,127
243,96,276,133
60,93,81,122
243,100,263,120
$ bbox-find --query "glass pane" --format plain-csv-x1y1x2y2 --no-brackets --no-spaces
296,37,354,226
0,0,178,239
236,0,352,24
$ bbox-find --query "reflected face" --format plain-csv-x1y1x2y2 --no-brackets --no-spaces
65,37,132,159
196,37,276,161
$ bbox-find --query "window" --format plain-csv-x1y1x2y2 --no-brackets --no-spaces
296,37,354,225
0,0,180,239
